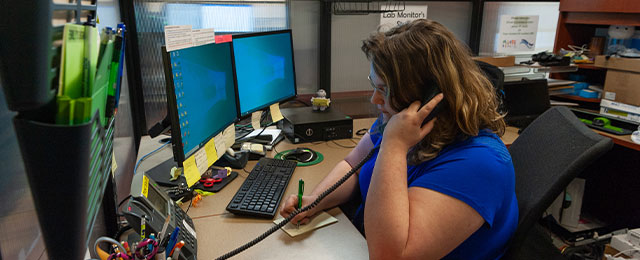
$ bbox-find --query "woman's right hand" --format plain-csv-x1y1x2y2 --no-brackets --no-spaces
279,194,319,225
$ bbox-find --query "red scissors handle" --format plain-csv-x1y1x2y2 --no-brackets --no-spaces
199,177,222,187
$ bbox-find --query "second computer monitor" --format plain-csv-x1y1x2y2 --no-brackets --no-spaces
233,30,297,117
162,42,238,163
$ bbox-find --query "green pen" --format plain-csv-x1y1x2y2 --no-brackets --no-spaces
297,178,304,229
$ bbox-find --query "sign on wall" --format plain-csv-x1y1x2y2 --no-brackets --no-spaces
379,5,428,30
497,15,539,53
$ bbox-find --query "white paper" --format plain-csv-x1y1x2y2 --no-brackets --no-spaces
214,132,226,157
273,211,338,237
243,128,282,144
192,28,216,46
251,111,262,129
604,92,616,100
222,124,236,149
496,15,539,53
380,5,427,30
194,148,208,174
164,25,194,52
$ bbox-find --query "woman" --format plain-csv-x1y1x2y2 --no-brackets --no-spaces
280,19,518,259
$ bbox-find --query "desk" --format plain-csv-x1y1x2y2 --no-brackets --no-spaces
137,119,377,259
135,119,524,259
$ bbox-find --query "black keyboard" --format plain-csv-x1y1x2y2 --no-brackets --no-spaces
226,157,297,218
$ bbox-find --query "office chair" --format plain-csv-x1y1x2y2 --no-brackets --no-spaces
503,106,614,260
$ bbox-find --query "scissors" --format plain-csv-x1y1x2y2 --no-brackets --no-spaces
199,176,222,187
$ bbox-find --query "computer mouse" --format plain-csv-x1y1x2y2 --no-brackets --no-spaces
284,148,316,163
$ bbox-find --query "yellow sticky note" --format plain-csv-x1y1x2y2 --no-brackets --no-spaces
111,152,117,176
251,111,262,129
183,156,201,187
204,138,219,166
270,103,283,122
222,124,236,148
273,211,338,237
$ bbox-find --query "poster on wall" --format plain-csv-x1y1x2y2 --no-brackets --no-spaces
497,15,539,53
379,5,428,30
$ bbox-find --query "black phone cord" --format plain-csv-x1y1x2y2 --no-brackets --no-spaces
215,146,379,260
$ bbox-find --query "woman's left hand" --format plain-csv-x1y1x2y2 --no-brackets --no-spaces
383,94,444,150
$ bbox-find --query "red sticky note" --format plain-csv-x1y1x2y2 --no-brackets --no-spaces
215,34,232,43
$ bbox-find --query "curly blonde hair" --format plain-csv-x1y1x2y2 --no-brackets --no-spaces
362,19,505,164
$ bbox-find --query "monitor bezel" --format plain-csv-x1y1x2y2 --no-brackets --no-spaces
161,42,239,166
231,29,298,118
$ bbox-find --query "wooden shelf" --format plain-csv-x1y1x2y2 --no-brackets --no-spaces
552,94,601,103
565,12,640,26
575,64,605,70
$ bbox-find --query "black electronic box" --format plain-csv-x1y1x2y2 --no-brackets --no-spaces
279,107,353,143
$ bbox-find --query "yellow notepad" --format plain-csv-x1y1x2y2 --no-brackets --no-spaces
273,211,338,237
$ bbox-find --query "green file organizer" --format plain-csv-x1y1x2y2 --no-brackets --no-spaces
1,1,117,259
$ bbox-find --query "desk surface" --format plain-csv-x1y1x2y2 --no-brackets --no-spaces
137,119,378,259
134,119,528,259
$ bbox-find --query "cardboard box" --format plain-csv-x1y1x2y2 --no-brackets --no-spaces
600,99,640,123
595,56,640,107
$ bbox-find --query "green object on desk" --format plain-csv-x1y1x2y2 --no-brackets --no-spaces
579,117,632,135
297,178,304,210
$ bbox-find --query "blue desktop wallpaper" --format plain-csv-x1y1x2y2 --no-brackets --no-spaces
170,42,237,157
233,32,296,116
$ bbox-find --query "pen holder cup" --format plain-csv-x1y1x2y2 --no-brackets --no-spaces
13,111,115,260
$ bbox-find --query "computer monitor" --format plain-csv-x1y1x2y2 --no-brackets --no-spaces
232,30,297,117
503,78,551,128
161,42,239,165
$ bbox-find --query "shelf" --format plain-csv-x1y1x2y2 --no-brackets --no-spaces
552,94,601,103
574,63,605,70
532,65,579,73
565,12,640,26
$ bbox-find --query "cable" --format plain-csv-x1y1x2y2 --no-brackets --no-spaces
185,196,193,214
134,140,171,174
614,249,639,258
93,236,126,258
215,146,379,260
331,139,357,149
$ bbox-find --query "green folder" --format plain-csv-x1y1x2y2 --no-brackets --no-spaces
73,97,93,124
56,95,73,125
58,24,85,99
93,36,114,126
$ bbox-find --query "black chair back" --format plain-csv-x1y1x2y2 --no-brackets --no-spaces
504,106,613,258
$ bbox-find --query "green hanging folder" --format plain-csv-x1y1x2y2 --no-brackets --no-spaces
93,35,114,126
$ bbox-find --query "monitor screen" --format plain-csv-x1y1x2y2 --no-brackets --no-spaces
233,30,297,117
162,42,238,162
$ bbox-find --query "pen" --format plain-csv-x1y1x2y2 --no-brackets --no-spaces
165,227,180,256
171,248,182,260
297,178,304,229
169,240,184,258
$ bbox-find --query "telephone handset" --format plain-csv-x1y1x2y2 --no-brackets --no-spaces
420,85,443,126
124,174,197,260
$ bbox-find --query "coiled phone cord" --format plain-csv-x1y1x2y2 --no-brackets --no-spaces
215,146,379,260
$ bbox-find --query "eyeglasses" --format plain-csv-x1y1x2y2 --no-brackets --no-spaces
368,75,389,97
